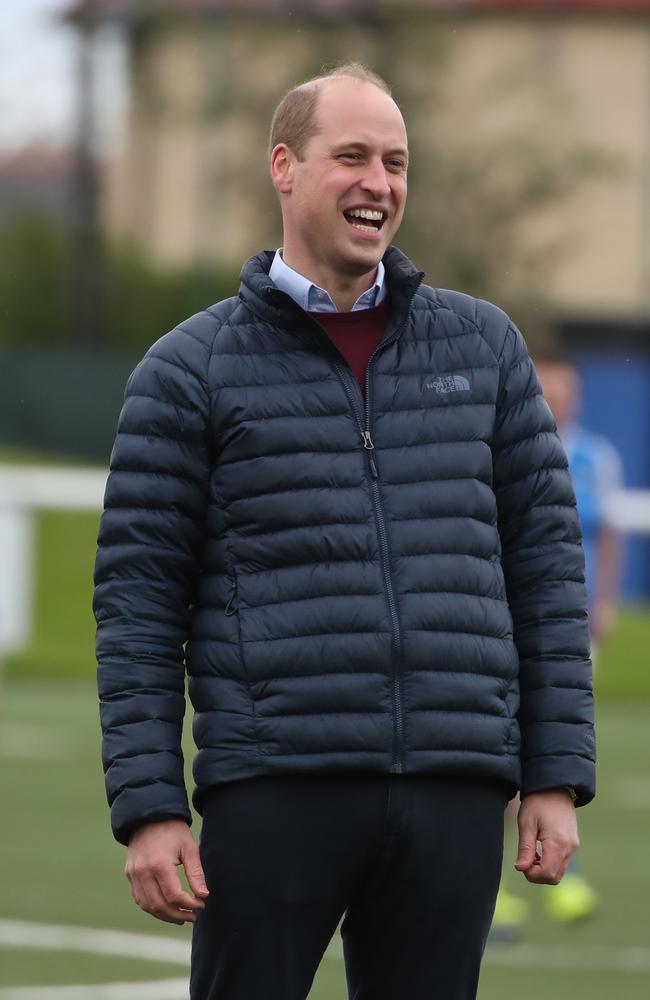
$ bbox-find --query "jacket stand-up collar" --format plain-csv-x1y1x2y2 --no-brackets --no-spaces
238,246,424,336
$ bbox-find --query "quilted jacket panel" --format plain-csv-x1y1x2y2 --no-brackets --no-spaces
94,246,594,845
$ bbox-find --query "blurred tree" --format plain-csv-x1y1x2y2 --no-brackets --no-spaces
0,211,71,347
72,7,619,324
0,21,618,355
0,210,238,351
104,241,238,351
393,35,620,319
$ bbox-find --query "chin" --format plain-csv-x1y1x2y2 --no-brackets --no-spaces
344,245,386,274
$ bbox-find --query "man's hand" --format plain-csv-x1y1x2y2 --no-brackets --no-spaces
125,819,209,925
514,790,579,885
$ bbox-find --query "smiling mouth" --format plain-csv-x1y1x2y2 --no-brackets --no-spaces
343,208,386,235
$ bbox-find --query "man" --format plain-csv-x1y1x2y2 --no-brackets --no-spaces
535,354,623,659
94,63,594,1000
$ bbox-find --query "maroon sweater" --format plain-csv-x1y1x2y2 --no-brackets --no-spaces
308,297,391,398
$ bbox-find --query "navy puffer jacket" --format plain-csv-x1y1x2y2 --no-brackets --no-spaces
94,246,595,845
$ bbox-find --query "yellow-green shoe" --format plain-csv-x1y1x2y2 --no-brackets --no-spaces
543,873,598,923
489,888,529,942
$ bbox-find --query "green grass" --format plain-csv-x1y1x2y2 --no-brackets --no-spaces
3,499,649,702
0,450,101,678
6,510,99,679
0,446,101,467
1,452,650,996
1,681,649,997
0,951,187,987
593,608,650,701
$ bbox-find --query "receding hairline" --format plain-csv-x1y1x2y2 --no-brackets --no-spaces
268,64,400,161
289,74,400,134
295,72,391,101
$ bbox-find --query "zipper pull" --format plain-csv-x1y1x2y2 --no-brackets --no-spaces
361,431,379,478
225,575,238,616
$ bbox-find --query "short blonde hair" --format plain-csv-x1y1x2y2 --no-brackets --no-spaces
269,62,392,161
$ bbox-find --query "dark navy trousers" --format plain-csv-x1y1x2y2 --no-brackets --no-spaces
190,774,509,1000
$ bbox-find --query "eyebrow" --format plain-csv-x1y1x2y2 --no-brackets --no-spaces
330,140,409,160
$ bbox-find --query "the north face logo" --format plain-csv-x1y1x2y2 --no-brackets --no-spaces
425,374,471,394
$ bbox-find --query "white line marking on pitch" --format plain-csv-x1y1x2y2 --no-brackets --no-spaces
0,980,189,1000
323,931,650,973
0,921,190,965
0,921,189,1000
1,918,650,998
483,943,650,973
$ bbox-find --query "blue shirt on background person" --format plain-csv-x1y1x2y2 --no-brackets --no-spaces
536,355,624,647
562,423,623,607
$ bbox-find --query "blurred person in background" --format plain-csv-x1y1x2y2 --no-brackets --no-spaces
492,352,623,937
94,64,595,1000
537,354,624,661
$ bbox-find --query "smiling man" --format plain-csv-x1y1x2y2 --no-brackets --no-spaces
94,64,595,1000
268,71,408,310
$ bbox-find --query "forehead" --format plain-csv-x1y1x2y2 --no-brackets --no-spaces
313,80,407,148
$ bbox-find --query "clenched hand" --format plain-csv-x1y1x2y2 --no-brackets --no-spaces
515,789,579,885
125,819,209,925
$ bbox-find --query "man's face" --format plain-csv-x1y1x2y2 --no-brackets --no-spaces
536,360,580,431
274,79,408,281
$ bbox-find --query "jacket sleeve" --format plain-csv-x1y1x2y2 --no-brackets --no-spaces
93,325,212,845
492,320,595,806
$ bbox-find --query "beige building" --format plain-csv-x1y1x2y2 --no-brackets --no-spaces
66,0,650,321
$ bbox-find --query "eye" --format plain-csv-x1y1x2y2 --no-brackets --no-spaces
339,152,362,162
386,159,407,172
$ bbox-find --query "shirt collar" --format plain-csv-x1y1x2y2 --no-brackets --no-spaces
269,249,386,313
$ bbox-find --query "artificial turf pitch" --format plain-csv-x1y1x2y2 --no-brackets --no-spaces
1,500,649,997
1,680,649,999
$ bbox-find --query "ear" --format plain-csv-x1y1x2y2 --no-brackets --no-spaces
270,143,295,195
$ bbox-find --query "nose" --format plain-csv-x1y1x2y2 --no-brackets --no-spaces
360,157,391,198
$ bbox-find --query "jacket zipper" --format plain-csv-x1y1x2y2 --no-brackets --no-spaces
333,339,404,772
264,280,422,772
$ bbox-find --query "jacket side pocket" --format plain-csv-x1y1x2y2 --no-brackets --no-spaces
223,557,259,749
224,569,239,616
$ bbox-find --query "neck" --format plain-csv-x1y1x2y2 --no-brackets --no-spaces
281,247,377,312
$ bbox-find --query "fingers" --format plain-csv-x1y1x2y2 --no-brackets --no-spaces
181,838,210,901
514,804,540,873
514,829,537,874
125,820,209,926
126,857,207,925
514,790,580,885
130,871,187,926
522,833,579,885
155,862,207,921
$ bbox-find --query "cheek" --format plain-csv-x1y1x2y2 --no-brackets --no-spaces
387,186,405,219
295,196,322,229
392,187,407,225
395,180,407,206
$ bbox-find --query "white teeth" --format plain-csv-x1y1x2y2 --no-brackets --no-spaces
350,222,377,233
347,208,384,221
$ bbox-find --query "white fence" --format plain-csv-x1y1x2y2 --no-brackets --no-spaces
0,464,649,656
0,466,107,655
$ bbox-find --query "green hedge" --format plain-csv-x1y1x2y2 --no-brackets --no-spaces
0,210,238,353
